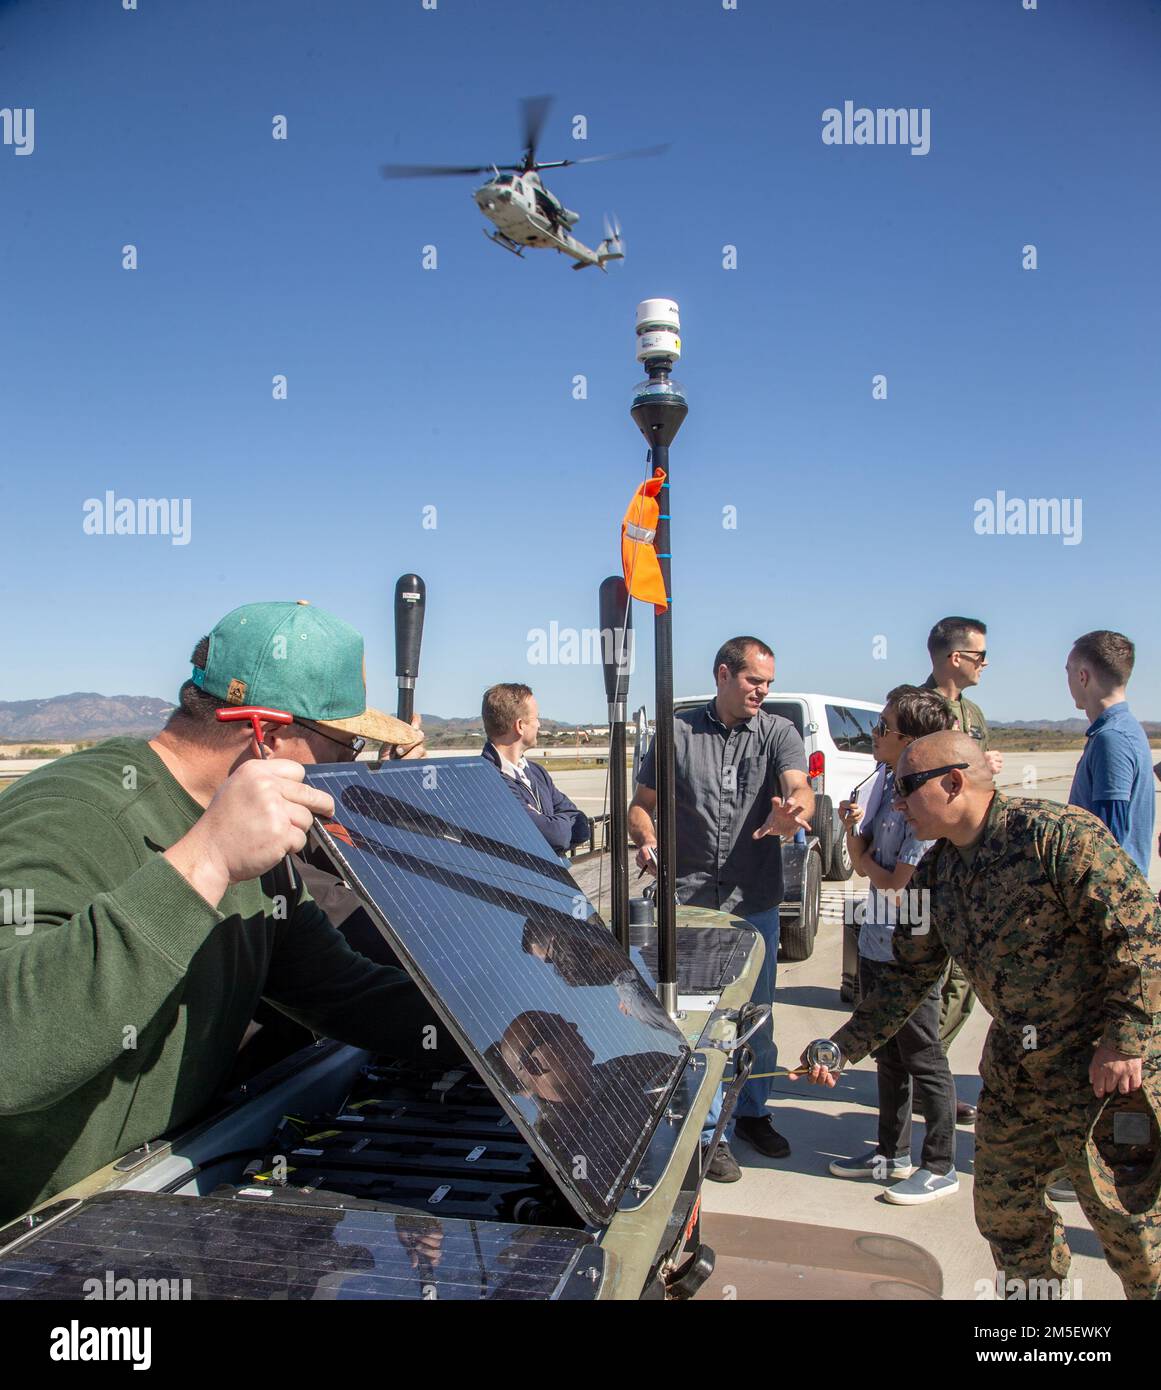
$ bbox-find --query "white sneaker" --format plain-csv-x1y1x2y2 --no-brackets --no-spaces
829,1152,915,1181
883,1167,959,1205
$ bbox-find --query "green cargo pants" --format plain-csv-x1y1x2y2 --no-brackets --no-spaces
939,957,976,1051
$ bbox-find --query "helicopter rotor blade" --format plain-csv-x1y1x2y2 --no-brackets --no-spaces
520,94,554,165
380,162,505,179
535,142,670,171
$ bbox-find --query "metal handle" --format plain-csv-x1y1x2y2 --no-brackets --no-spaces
732,1002,772,1051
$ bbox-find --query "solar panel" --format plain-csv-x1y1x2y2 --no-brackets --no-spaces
0,1192,603,1301
303,757,690,1226
637,924,754,994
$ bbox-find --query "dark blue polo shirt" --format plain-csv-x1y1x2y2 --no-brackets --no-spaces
1068,701,1156,876
637,700,808,916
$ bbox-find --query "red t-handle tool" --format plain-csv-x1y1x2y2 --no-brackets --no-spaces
215,706,298,893
215,705,294,756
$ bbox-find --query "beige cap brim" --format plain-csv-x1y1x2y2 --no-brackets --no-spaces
316,706,424,748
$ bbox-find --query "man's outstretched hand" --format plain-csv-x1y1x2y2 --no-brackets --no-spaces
753,796,812,840
786,1044,839,1087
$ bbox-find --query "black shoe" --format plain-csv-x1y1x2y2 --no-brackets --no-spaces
955,1100,977,1125
733,1116,791,1159
703,1141,743,1183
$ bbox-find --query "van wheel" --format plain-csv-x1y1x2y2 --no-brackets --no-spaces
810,795,834,874
779,847,821,961
830,829,855,881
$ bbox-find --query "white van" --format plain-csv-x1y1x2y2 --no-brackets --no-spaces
672,693,881,882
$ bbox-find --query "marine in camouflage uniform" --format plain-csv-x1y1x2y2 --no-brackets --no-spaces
832,788,1161,1299
920,672,990,1051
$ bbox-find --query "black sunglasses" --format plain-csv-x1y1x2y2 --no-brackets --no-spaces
872,718,902,738
951,649,987,663
894,763,969,798
296,721,366,756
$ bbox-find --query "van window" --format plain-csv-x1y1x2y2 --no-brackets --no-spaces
826,705,878,754
762,701,804,736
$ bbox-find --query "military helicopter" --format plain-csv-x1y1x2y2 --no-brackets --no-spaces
382,96,667,271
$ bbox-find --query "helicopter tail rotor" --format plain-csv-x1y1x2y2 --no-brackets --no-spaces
600,212,626,266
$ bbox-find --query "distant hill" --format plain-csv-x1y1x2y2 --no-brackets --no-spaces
0,693,176,741
0,696,578,745
993,719,1160,735
0,697,1153,745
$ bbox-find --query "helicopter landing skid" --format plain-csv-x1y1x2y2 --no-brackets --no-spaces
484,229,525,258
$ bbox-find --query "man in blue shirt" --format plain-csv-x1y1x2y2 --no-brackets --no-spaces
1066,631,1155,877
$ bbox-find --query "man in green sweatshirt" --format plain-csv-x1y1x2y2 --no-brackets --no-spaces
0,600,456,1223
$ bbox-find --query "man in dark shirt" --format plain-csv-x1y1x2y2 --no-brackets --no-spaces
0,600,457,1221
479,683,591,856
629,636,812,1179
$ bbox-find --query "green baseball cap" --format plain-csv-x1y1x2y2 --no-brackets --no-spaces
191,600,418,746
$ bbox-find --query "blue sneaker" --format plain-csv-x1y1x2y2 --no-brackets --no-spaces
829,1152,915,1181
883,1167,959,1204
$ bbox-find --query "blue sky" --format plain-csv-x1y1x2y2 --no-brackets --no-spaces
2,0,1159,723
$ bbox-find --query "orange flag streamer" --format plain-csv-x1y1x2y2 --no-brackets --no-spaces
621,468,669,613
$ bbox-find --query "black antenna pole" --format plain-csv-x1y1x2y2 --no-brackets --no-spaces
599,576,633,951
629,301,687,1017
394,575,426,726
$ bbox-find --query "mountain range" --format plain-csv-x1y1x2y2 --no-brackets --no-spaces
0,694,1156,743
0,694,576,742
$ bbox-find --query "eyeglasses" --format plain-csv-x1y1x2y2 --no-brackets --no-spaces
951,650,987,664
510,1041,548,1078
894,763,969,798
872,719,901,738
296,721,366,757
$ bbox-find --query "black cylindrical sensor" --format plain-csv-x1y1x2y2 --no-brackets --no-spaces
394,574,426,726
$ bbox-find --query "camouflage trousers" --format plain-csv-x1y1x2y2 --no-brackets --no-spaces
975,1063,1161,1300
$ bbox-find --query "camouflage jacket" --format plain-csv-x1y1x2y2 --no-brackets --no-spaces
833,794,1161,1087
920,675,989,750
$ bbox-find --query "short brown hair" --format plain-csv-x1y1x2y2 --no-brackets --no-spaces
884,684,958,740
712,636,774,679
482,683,534,741
1071,631,1135,687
